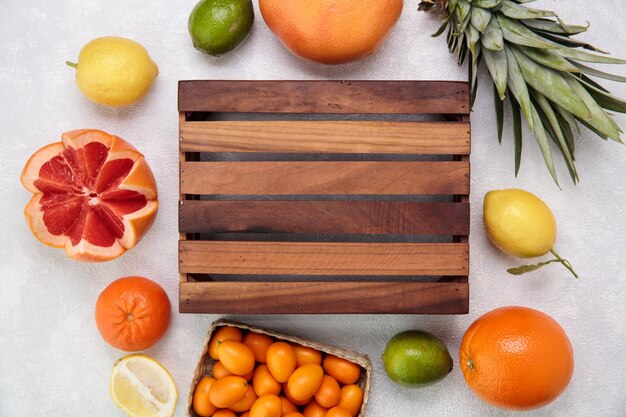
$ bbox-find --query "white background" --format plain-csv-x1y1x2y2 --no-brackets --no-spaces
1,1,626,416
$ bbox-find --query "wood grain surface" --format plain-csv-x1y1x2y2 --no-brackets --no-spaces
179,80,470,114
179,241,469,276
180,161,470,195
180,121,470,154
179,281,469,314
180,200,469,235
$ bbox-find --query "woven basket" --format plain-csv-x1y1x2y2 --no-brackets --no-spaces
188,319,372,417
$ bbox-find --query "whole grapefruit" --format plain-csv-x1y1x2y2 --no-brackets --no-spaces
259,0,403,64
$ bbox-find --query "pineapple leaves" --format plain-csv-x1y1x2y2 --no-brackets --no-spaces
497,15,557,49
419,0,626,184
483,47,508,99
482,15,504,50
522,18,588,35
509,46,592,121
473,0,502,8
470,7,492,32
510,95,523,175
500,1,555,20
494,84,504,143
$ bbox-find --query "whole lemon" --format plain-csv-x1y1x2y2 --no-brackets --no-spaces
67,37,158,106
483,189,556,258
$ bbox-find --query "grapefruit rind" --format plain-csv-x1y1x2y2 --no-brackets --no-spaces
21,130,158,262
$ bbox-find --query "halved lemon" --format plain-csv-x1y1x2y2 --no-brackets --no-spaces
110,354,178,417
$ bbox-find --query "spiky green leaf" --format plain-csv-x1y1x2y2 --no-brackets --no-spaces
510,95,523,175
470,7,491,32
516,45,579,72
509,46,592,121
473,0,502,8
576,76,626,114
522,18,588,35
531,90,578,181
565,75,622,141
497,15,558,49
500,0,556,20
537,31,607,53
505,45,535,130
456,1,472,34
483,47,508,99
494,85,504,143
557,46,626,64
571,61,626,83
466,25,480,56
481,15,504,50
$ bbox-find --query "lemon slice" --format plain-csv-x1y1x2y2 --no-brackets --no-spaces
110,354,178,417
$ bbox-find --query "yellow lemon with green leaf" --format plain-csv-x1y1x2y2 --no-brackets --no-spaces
67,37,158,107
484,189,578,278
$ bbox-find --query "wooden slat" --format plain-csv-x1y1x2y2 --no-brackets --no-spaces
178,80,470,114
179,281,469,314
180,161,469,195
180,121,470,155
179,241,469,276
180,201,469,235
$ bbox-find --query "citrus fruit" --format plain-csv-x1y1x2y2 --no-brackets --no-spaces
266,342,296,383
193,376,218,417
209,375,249,408
314,375,340,408
20,129,158,262
95,276,171,351
337,385,363,417
229,385,258,412
484,189,556,258
209,326,244,359
249,394,282,417
293,345,322,367
67,37,158,106
243,332,274,363
322,355,361,385
110,354,177,417
253,364,282,397
460,306,574,411
218,340,256,375
259,0,403,64
285,364,324,402
188,0,254,55
382,330,453,388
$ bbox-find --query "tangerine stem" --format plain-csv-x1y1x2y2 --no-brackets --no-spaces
550,249,579,279
66,61,78,69
467,358,474,370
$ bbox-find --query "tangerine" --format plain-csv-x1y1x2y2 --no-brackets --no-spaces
95,276,170,351
460,306,574,411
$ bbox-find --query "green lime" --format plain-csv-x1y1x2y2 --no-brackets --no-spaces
382,330,453,388
188,0,254,56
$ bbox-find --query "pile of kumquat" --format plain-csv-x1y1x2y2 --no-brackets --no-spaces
193,326,365,417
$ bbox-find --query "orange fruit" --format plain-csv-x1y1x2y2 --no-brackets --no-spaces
95,276,170,351
209,326,243,360
284,413,305,417
266,341,296,383
286,364,324,402
213,410,236,417
460,306,574,411
325,407,352,417
252,364,282,397
20,129,158,262
303,400,328,417
292,345,322,367
230,385,258,412
209,375,249,408
259,0,403,64
314,375,341,408
218,340,256,376
279,396,298,414
337,385,363,417
283,383,309,406
243,332,275,363
249,394,282,417
322,356,361,385
193,376,218,417
241,413,250,417
213,361,254,380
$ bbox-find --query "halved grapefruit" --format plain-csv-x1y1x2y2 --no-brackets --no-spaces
20,129,158,262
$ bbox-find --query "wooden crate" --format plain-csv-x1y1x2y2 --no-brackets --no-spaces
187,319,372,417
179,80,470,314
